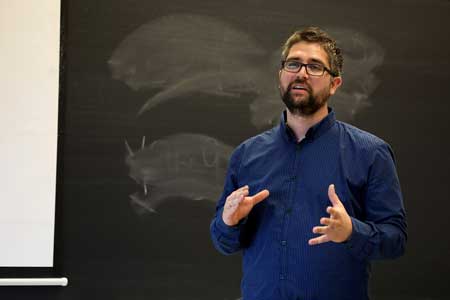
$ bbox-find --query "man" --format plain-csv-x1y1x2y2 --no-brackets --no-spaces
210,27,407,300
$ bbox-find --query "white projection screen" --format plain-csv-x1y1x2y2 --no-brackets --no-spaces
0,0,60,266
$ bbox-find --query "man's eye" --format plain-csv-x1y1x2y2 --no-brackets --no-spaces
308,64,323,71
286,61,300,69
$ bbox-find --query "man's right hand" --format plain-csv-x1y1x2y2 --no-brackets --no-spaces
222,185,270,226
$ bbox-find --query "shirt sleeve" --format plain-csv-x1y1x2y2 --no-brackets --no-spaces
345,142,408,261
210,143,246,255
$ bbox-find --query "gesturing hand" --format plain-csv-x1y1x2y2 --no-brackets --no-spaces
309,184,353,245
222,185,270,226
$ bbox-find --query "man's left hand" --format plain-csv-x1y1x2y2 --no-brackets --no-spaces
308,184,353,245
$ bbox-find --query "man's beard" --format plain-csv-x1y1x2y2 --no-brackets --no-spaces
281,80,331,116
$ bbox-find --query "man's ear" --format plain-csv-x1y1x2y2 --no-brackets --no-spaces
277,69,283,90
329,76,342,96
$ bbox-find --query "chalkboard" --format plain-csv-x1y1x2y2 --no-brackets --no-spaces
1,0,449,299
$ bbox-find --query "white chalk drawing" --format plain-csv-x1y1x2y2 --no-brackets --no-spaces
114,14,386,214
125,133,233,213
109,13,385,128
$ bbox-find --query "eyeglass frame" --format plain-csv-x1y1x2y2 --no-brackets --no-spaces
281,60,338,77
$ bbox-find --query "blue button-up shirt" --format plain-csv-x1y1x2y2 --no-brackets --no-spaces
210,108,407,300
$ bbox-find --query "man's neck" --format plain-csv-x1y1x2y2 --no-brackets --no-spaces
286,105,329,142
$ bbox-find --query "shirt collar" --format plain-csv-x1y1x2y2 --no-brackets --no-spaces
280,107,336,143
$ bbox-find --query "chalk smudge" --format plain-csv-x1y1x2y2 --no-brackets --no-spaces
109,14,385,127
125,133,232,214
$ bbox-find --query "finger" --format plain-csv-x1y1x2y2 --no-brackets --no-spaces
328,184,342,207
237,189,249,198
312,225,328,234
225,193,244,210
228,187,249,201
249,189,270,205
238,185,249,192
326,206,339,217
232,193,245,205
231,186,249,197
308,234,330,246
320,217,338,227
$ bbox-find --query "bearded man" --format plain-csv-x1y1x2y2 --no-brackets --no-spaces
210,27,407,300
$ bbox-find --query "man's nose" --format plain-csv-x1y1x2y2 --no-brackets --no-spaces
296,65,309,80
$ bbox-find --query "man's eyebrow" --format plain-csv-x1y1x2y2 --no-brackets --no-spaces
286,57,327,66
309,58,327,66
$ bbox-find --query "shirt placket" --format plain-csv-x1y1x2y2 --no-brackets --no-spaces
279,141,303,286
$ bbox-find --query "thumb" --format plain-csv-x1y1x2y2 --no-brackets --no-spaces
328,184,341,206
249,189,270,205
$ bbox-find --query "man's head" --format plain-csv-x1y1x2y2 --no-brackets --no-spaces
279,27,343,116
282,27,343,77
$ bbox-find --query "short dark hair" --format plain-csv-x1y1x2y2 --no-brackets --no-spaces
281,27,343,77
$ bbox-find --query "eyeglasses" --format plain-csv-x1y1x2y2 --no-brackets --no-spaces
281,60,336,77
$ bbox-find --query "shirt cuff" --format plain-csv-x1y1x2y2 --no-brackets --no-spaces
344,217,374,261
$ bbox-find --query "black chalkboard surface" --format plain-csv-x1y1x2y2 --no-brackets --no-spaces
2,0,449,299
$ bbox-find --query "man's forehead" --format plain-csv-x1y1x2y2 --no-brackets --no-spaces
286,41,329,63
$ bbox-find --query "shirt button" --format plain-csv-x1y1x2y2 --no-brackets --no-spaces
286,208,293,214
281,240,287,246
